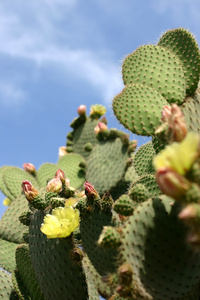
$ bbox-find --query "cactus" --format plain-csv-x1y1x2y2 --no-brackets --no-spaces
1,27,200,299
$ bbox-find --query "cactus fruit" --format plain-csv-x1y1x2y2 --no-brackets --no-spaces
1,28,200,299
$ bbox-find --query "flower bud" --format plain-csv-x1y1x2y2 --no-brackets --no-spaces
179,203,200,225
58,146,68,159
156,168,191,200
22,181,39,201
77,105,86,116
46,177,62,194
55,169,65,184
94,122,108,135
161,105,172,122
65,178,70,187
23,163,36,175
84,181,98,200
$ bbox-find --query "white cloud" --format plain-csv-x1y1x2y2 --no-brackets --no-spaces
0,1,123,105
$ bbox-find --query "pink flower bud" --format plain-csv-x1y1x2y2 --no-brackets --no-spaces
55,169,65,184
23,163,36,174
46,177,62,194
161,105,172,122
77,105,86,116
22,180,39,201
156,168,191,200
94,122,108,134
169,104,188,142
84,181,98,200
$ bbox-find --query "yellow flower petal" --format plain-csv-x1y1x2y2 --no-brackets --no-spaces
40,206,80,239
153,132,200,175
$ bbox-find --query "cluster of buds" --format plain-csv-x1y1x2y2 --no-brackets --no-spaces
155,104,188,143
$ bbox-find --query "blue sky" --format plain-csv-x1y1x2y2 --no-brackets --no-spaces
0,0,200,217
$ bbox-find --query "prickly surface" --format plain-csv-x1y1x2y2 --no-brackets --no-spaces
37,163,58,187
86,138,129,195
122,45,186,104
0,238,17,273
70,118,100,159
133,142,155,176
58,153,85,188
29,210,89,300
2,167,39,200
181,87,200,133
0,194,29,244
113,83,168,136
0,269,17,300
0,166,14,200
158,28,200,96
130,174,160,198
14,244,45,300
80,210,119,276
120,196,200,299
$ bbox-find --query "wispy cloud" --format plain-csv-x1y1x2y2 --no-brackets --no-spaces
0,1,123,106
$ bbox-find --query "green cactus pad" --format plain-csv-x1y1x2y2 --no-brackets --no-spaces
83,256,113,299
129,183,150,203
122,45,186,104
0,194,29,244
0,269,17,300
130,174,160,198
133,141,155,176
113,195,135,216
86,138,129,195
70,118,100,159
2,167,39,200
80,210,119,276
0,166,14,200
113,83,168,136
181,87,200,133
58,153,85,188
37,163,58,187
14,244,45,300
120,196,200,299
158,28,200,96
0,239,17,273
29,211,89,300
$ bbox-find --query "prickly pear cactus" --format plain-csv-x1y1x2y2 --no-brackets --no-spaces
1,27,200,300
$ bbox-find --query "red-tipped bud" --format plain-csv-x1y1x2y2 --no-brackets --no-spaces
77,105,86,116
23,163,36,175
94,122,108,134
46,177,62,194
22,180,39,201
84,181,98,200
156,168,191,200
55,169,65,184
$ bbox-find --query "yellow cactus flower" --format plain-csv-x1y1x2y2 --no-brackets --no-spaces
153,132,200,175
3,198,11,206
65,197,77,207
40,206,80,239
